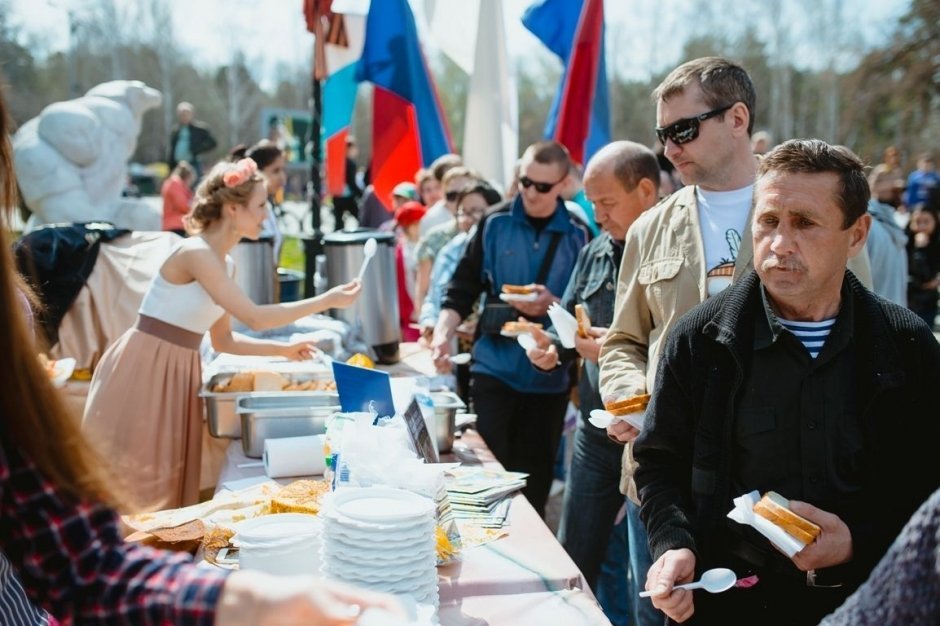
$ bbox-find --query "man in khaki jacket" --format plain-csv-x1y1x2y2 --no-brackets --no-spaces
598,57,870,493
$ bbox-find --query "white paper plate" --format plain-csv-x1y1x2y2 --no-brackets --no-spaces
499,292,538,303
326,567,438,593
324,508,436,532
50,357,76,388
324,522,436,546
332,487,435,523
322,558,436,583
323,543,436,567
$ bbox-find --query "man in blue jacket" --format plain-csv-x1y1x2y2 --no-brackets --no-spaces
430,140,589,516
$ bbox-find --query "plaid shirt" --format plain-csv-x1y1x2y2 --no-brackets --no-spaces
0,443,229,625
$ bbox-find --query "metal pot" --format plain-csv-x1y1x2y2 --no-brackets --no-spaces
431,391,466,453
231,237,276,305
322,229,400,363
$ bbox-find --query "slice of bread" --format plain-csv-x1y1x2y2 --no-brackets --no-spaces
252,371,288,392
268,479,330,515
223,372,255,393
753,491,821,544
502,320,543,334
501,284,536,295
574,304,591,338
605,394,650,416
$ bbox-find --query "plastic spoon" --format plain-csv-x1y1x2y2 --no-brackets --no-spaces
639,568,737,597
357,237,377,281
449,353,472,365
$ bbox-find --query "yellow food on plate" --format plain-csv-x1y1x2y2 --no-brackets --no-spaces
202,525,236,565
268,479,331,515
346,353,375,369
435,524,457,562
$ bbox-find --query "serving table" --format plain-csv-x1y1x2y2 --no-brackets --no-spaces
216,430,610,626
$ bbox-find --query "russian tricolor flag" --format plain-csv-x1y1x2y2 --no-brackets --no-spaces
522,0,610,166
356,0,453,209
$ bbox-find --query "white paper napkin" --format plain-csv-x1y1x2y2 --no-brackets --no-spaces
547,303,578,348
726,490,807,557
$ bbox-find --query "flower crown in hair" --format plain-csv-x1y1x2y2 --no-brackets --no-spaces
223,158,258,188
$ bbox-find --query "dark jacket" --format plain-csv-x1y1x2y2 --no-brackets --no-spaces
555,232,619,419
13,223,130,346
443,196,588,393
168,121,217,168
634,270,940,588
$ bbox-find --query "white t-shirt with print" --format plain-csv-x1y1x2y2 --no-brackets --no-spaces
697,184,753,296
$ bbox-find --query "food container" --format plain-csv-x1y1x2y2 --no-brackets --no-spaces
233,513,323,575
200,371,334,439
237,393,340,458
431,391,466,454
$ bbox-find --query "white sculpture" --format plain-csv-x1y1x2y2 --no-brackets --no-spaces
13,80,163,231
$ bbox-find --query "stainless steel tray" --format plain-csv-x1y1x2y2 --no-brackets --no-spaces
237,393,340,458
200,371,334,439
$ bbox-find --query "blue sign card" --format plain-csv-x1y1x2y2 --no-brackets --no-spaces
330,361,396,419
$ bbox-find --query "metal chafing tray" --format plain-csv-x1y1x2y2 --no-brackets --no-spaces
237,393,340,458
200,371,335,439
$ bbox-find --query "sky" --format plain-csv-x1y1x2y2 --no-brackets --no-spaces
9,0,912,91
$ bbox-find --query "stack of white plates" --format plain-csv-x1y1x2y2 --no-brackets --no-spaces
321,487,439,608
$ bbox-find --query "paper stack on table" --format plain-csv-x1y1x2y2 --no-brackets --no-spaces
445,468,528,529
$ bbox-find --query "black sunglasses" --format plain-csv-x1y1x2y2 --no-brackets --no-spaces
445,190,460,202
655,104,734,146
519,175,565,194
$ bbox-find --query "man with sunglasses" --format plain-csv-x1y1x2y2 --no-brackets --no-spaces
599,56,761,513
431,140,589,517
600,57,870,469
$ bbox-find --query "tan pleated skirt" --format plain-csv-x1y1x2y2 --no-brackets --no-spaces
82,315,224,513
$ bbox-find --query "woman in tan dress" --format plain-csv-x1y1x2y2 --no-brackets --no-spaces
82,159,361,512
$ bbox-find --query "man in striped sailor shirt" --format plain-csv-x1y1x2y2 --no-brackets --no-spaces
632,139,940,625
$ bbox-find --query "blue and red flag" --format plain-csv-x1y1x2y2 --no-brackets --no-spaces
522,0,610,166
356,0,453,209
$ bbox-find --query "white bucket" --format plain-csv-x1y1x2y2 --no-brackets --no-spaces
233,513,322,576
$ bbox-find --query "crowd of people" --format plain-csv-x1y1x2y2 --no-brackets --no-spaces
4,51,940,626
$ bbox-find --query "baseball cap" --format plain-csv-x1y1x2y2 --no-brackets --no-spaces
394,201,427,227
392,182,419,201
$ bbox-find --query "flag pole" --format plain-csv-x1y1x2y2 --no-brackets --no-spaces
303,0,327,296
309,62,323,252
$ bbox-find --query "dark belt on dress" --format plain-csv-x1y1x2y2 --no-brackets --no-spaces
135,314,203,350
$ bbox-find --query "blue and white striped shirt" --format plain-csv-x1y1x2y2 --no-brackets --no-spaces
778,317,836,359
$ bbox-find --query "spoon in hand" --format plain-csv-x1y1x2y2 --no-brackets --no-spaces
357,237,378,282
639,568,737,598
